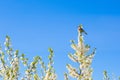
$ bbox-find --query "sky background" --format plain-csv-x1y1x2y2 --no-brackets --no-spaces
0,0,120,80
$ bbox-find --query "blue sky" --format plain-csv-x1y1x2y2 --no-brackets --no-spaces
0,0,120,80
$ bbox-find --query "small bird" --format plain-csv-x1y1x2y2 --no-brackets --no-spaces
78,24,87,35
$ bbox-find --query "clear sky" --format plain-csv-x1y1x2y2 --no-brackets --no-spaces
0,0,120,80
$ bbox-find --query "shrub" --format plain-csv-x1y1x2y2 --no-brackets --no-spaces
0,25,119,80
65,24,96,80
0,36,57,80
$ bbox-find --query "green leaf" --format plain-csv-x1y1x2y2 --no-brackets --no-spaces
1,58,5,64
21,53,25,58
48,48,53,53
70,40,75,44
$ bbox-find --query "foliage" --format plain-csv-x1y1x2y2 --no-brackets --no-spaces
65,25,96,80
0,36,57,80
103,70,120,80
0,25,119,80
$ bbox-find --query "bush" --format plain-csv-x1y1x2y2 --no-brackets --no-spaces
0,25,119,80
0,36,57,80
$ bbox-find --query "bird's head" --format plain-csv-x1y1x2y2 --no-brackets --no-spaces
78,24,83,28
78,24,83,30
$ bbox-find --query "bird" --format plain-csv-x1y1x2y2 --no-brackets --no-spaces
78,24,87,35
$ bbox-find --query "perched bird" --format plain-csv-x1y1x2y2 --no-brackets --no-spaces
78,24,87,35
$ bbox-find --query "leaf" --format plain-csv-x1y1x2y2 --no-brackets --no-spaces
48,48,53,53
